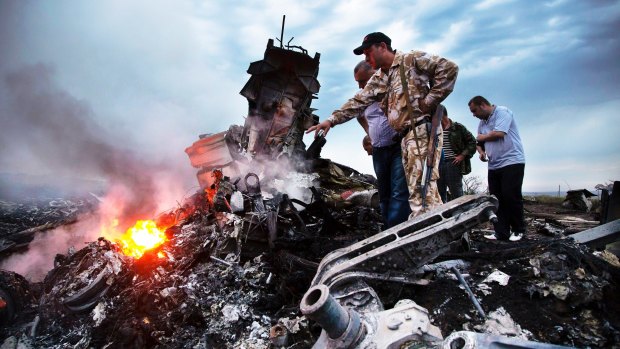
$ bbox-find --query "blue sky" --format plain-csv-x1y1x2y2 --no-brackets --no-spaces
1,0,619,194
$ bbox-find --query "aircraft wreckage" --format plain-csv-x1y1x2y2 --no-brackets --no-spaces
1,28,620,349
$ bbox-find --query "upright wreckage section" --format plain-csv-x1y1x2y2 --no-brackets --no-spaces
185,37,321,190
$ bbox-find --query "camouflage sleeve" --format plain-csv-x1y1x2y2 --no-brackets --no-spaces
409,51,459,110
327,74,384,126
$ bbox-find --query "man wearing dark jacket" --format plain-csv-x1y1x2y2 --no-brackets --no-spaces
438,109,477,203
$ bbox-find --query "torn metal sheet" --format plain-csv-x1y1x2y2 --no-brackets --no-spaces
570,218,620,248
481,269,510,286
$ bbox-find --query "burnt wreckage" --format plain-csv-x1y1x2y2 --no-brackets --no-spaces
2,33,620,349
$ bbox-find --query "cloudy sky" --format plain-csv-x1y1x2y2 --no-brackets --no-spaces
1,0,619,196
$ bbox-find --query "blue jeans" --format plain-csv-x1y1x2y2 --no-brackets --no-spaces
373,143,411,228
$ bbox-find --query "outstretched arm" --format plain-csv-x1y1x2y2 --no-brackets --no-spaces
306,119,333,137
306,73,383,137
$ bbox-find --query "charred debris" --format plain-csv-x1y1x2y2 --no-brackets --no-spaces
2,29,620,349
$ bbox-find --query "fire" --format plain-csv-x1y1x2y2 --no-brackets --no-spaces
204,169,224,204
117,220,167,259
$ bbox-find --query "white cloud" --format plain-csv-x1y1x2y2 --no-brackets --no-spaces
474,0,514,11
384,20,422,51
460,46,537,77
423,19,473,55
547,16,568,27
544,0,567,8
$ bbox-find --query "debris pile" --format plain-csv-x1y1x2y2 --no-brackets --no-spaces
0,166,386,348
414,236,620,347
1,188,619,348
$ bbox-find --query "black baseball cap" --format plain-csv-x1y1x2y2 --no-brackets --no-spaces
353,32,391,55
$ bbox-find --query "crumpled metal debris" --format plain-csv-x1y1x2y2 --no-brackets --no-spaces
2,183,620,348
533,219,565,237
562,189,596,212
1,158,390,348
0,270,34,327
481,269,510,286
474,307,533,339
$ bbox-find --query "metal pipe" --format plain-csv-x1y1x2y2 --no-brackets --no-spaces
486,210,498,224
300,285,350,339
30,315,40,337
210,255,233,268
280,15,285,48
451,266,486,319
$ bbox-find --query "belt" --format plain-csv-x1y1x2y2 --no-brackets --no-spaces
373,142,400,149
393,117,430,141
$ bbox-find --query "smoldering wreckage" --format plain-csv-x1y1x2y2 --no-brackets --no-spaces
1,33,620,349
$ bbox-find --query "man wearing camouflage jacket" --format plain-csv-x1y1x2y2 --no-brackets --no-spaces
307,32,459,217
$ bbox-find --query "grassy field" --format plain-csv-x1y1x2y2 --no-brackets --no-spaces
531,195,565,205
528,194,601,212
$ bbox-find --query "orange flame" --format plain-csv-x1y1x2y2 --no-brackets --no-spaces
205,169,224,204
117,220,167,259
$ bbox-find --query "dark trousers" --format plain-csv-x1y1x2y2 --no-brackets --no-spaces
488,163,526,240
438,159,463,203
373,143,411,228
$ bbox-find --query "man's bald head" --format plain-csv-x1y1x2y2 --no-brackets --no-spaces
354,61,374,74
354,61,376,89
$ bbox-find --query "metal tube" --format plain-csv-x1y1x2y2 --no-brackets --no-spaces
210,255,233,268
451,266,486,319
300,285,350,339
280,15,285,48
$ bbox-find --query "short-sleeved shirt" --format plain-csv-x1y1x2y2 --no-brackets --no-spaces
477,106,525,170
365,102,398,147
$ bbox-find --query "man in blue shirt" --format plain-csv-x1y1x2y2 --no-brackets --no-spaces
469,96,525,241
355,61,411,228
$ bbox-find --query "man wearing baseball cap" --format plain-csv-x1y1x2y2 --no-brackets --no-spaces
307,32,459,217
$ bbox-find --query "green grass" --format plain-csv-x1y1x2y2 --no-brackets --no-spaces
532,195,565,205
530,194,601,212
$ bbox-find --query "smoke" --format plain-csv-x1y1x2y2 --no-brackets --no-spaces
0,64,177,224
227,156,318,208
0,64,190,280
0,212,101,281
